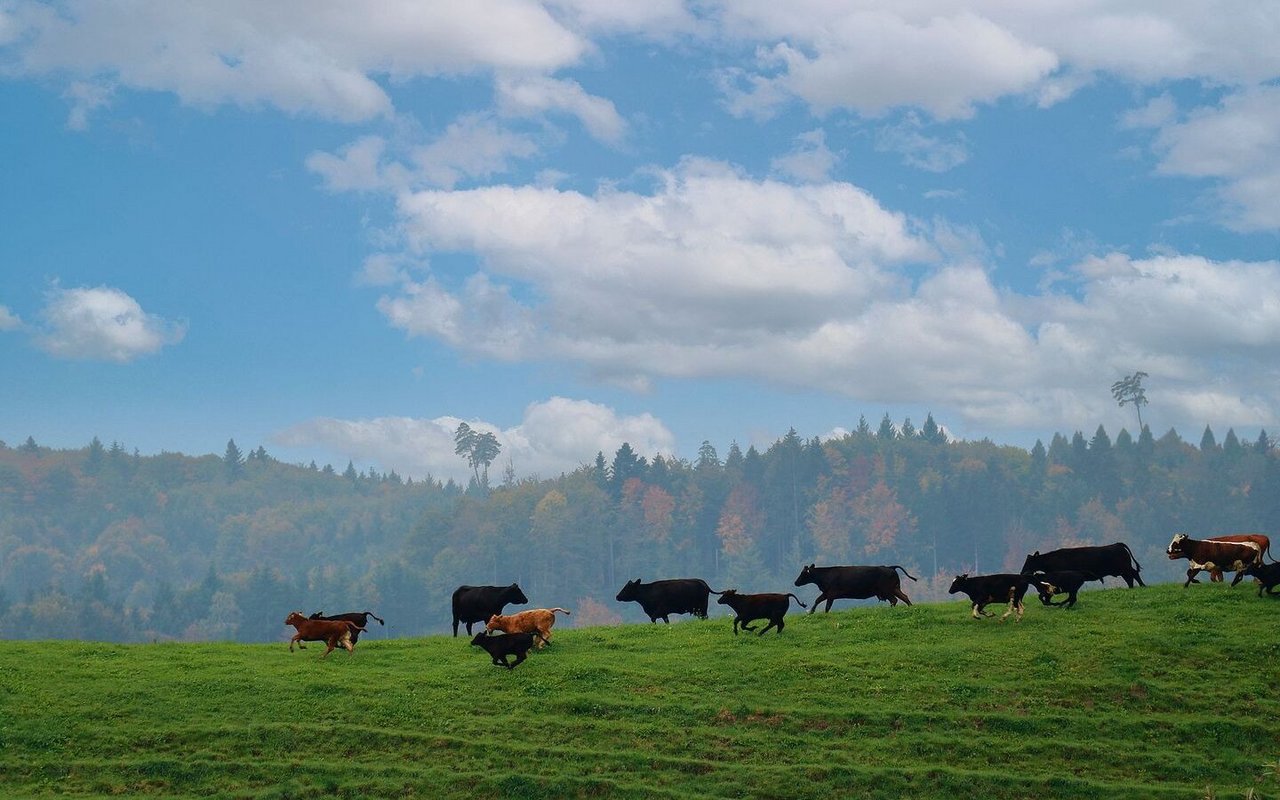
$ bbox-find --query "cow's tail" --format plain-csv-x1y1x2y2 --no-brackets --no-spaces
787,593,808,609
550,607,572,616
890,565,919,582
1121,542,1143,573
364,611,385,626
346,623,366,634
700,580,728,596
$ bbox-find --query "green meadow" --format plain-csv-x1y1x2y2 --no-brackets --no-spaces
2,583,1277,799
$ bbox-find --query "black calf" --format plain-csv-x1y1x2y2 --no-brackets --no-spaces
716,590,807,635
470,631,536,669
1240,561,1280,597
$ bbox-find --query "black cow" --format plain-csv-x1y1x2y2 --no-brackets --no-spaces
947,573,1031,622
1240,561,1280,597
451,583,528,637
615,578,724,623
716,590,807,635
1020,542,1145,588
793,564,917,612
308,610,385,643
470,631,536,670
1167,534,1262,588
1026,570,1099,609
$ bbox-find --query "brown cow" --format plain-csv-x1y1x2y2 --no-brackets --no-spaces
1202,534,1273,582
1167,534,1262,588
284,611,364,657
485,607,571,648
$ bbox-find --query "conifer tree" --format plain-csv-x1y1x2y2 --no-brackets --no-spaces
223,439,244,480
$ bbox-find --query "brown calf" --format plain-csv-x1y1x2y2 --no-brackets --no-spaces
284,611,364,657
485,607,571,648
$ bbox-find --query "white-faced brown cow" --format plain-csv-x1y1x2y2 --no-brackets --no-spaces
1167,533,1262,588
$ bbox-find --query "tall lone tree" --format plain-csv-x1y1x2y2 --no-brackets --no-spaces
454,422,501,486
1111,371,1149,430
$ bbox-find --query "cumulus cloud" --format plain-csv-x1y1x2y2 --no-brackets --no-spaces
718,8,1059,120
366,153,1280,432
275,396,676,482
2,0,587,121
1148,86,1280,231
386,159,934,375
496,75,627,145
307,115,539,193
875,113,969,172
34,285,186,362
770,129,840,182
0,305,22,330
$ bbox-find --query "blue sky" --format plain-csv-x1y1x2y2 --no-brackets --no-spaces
2,1,1279,482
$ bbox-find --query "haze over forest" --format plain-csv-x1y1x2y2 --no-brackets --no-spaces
2,413,1275,643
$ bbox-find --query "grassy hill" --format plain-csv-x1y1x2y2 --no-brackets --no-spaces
2,582,1277,799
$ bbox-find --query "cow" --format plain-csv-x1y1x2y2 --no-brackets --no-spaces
793,564,917,612
308,610,384,643
485,607,571,648
615,578,724,623
716,590,807,635
1020,542,1145,588
947,574,1032,622
1239,561,1280,597
284,611,364,657
1026,570,1100,609
451,583,528,637
1202,534,1274,582
1167,534,1262,588
470,631,536,669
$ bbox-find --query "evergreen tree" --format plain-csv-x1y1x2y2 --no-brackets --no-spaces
877,414,896,440
343,461,358,481
19,436,39,454
920,413,947,444
696,440,720,471
84,436,105,475
855,414,871,438
900,417,916,439
610,443,646,497
1199,425,1218,452
1255,429,1272,454
223,439,245,480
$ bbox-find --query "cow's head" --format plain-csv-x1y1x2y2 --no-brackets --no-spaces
470,631,490,647
615,579,641,602
947,575,968,595
1019,551,1041,574
309,611,325,619
506,583,529,605
284,611,306,626
484,613,505,632
794,564,817,587
1167,533,1189,558
716,589,739,606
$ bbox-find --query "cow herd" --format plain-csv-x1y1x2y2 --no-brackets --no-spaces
283,533,1277,666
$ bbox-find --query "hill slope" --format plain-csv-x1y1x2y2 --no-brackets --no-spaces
2,583,1277,799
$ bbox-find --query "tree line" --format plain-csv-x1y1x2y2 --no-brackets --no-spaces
1,415,1276,642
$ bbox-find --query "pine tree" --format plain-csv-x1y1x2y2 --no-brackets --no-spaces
223,439,245,480
84,436,105,475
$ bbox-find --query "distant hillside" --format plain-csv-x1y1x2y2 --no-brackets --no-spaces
1,584,1276,799
1,420,1277,643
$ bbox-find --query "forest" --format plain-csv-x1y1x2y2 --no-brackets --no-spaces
1,413,1277,643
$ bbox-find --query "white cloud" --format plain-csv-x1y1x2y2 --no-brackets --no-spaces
496,75,627,145
0,305,22,331
274,396,676,482
63,80,113,131
719,8,1058,120
770,129,840,182
875,113,969,172
1149,86,1280,231
306,136,393,193
3,0,587,121
713,3,1280,120
410,113,540,189
34,285,186,362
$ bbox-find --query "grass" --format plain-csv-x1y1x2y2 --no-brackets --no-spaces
1,583,1277,799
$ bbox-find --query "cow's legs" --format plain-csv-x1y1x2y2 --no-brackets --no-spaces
1230,570,1247,587
1183,568,1199,588
510,651,526,669
893,589,912,606
757,618,780,635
